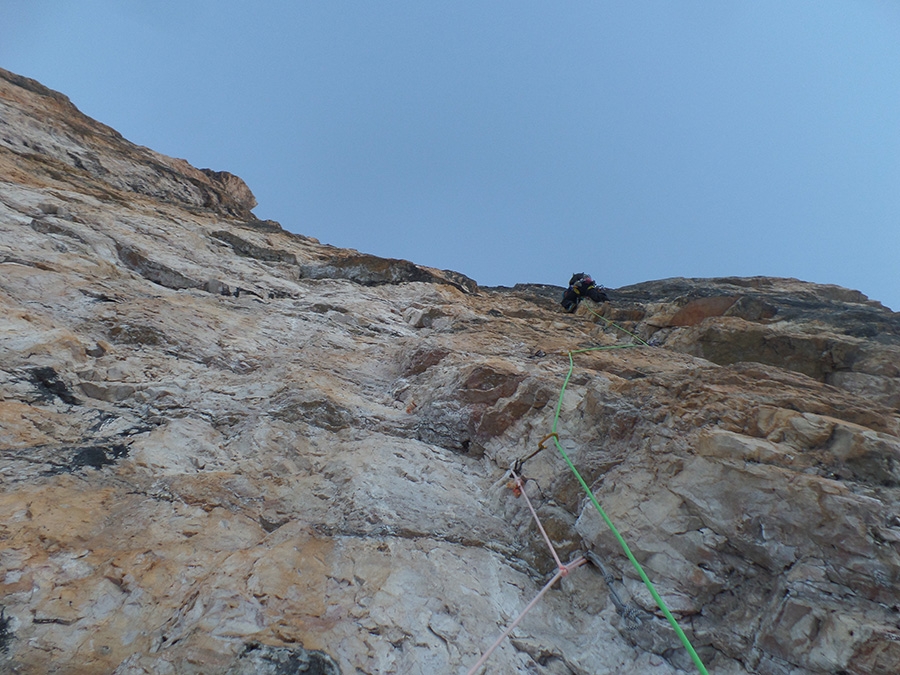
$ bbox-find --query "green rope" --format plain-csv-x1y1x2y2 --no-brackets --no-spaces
585,306,650,346
551,346,709,675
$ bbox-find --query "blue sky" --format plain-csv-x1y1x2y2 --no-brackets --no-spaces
3,1,899,310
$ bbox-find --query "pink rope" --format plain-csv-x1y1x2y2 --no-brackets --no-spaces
466,468,588,673
466,557,586,675
510,469,564,571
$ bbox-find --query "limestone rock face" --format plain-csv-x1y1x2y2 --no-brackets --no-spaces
0,69,257,219
2,67,900,675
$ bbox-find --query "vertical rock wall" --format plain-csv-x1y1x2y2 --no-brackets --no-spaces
2,67,900,674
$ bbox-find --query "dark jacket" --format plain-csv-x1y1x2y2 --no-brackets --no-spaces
561,273,608,313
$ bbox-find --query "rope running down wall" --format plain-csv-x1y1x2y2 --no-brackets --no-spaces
467,306,709,674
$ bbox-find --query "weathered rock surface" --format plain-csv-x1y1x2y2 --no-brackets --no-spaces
2,67,900,674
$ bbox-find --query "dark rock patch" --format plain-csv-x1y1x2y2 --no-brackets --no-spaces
28,366,80,405
116,243,202,290
40,442,129,475
229,642,341,675
71,443,129,470
0,607,12,654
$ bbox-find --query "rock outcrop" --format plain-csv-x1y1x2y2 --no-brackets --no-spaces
2,67,899,674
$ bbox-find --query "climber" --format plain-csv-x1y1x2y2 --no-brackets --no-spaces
561,273,608,313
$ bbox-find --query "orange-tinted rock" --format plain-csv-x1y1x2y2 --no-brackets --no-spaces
668,296,739,326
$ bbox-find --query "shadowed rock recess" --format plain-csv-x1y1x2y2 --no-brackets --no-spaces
2,67,900,675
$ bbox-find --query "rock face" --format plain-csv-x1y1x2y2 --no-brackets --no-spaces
2,67,900,675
